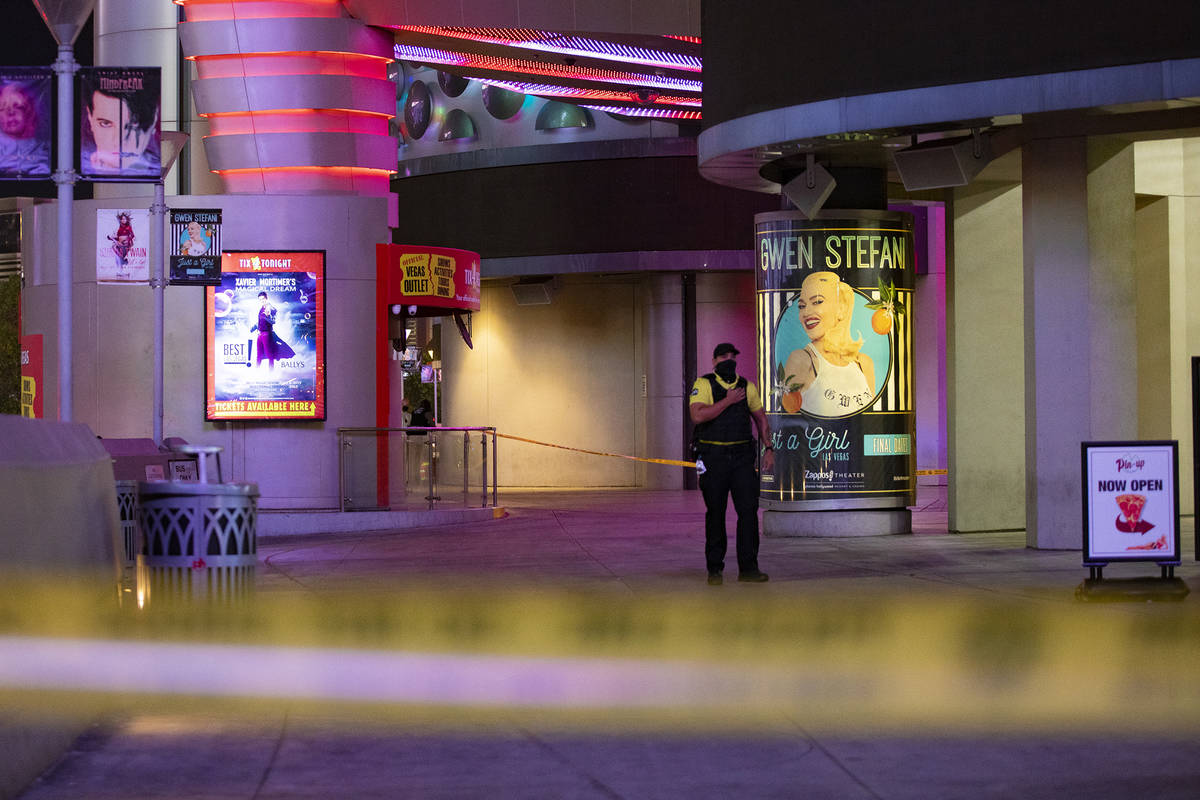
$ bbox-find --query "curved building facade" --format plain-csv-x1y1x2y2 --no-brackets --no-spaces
699,0,1200,545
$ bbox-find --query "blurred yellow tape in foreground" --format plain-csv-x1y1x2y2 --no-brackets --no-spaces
3,576,1200,731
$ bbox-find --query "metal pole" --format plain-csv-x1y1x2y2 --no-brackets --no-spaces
151,180,166,444
491,429,497,507
426,436,435,510
462,430,468,505
53,43,77,421
480,431,487,507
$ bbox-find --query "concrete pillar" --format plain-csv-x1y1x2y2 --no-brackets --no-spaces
1134,195,1173,443
1021,136,1139,548
914,205,947,485
1183,141,1200,517
1022,137,1090,549
1133,140,1194,514
695,271,756,374
93,0,181,197
639,273,685,489
947,159,1025,532
1086,137,1137,440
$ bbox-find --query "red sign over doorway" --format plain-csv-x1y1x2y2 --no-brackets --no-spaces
376,244,481,314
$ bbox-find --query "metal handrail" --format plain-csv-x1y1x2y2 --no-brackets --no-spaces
338,426,493,433
337,426,498,511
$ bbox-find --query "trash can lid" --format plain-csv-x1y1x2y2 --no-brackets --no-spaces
170,444,223,455
137,480,259,498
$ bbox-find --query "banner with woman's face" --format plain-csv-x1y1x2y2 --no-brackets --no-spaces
755,212,915,509
0,68,51,179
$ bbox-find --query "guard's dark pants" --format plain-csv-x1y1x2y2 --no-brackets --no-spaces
698,443,759,574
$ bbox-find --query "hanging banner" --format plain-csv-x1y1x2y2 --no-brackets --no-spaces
755,211,915,509
169,208,222,285
20,334,43,419
0,67,51,179
205,251,326,421
1082,441,1179,564
79,67,161,182
96,208,150,283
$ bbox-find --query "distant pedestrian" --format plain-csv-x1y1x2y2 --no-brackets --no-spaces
410,401,431,429
689,342,773,585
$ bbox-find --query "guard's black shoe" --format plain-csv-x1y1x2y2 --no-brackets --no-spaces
737,571,769,583
707,572,723,586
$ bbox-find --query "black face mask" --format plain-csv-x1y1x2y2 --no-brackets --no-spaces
714,359,737,382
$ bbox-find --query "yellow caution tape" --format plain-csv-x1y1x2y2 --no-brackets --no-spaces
495,431,952,478
496,434,949,477
497,432,698,468
3,575,1200,731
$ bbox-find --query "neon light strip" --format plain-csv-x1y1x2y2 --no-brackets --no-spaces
176,0,345,22
191,51,390,80
203,108,392,119
205,109,391,136
398,26,701,73
479,79,701,108
214,166,396,176
394,44,701,93
580,105,702,121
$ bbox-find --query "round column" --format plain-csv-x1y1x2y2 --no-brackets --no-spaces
94,0,181,196
756,210,916,536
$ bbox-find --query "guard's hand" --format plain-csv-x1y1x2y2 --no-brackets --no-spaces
725,386,746,405
762,449,775,472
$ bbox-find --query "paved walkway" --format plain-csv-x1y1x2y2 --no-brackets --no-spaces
17,487,1200,799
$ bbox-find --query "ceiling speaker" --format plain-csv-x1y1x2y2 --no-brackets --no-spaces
511,277,558,305
781,163,836,219
893,135,992,191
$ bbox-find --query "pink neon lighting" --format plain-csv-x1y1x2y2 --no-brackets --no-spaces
581,105,702,121
479,79,701,108
206,109,391,136
393,44,701,93
176,0,344,23
216,166,394,175
397,26,701,73
192,52,390,80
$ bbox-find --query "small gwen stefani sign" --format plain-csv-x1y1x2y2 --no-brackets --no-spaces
1082,441,1179,565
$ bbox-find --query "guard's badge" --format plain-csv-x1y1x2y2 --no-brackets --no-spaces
690,388,699,396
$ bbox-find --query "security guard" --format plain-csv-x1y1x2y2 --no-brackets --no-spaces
689,342,774,585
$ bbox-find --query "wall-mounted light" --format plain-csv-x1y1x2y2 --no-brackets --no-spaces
535,101,592,131
438,108,476,141
482,83,525,119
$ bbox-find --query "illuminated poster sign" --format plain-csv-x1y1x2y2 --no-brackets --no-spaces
96,208,150,283
205,251,325,421
0,67,51,179
169,208,222,285
20,334,43,418
79,67,161,182
376,244,481,312
755,212,915,509
1083,441,1179,564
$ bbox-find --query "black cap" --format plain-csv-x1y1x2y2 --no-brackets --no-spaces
713,342,739,358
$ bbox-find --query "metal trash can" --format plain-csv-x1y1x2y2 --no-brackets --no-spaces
115,480,140,604
115,480,140,568
136,480,259,605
